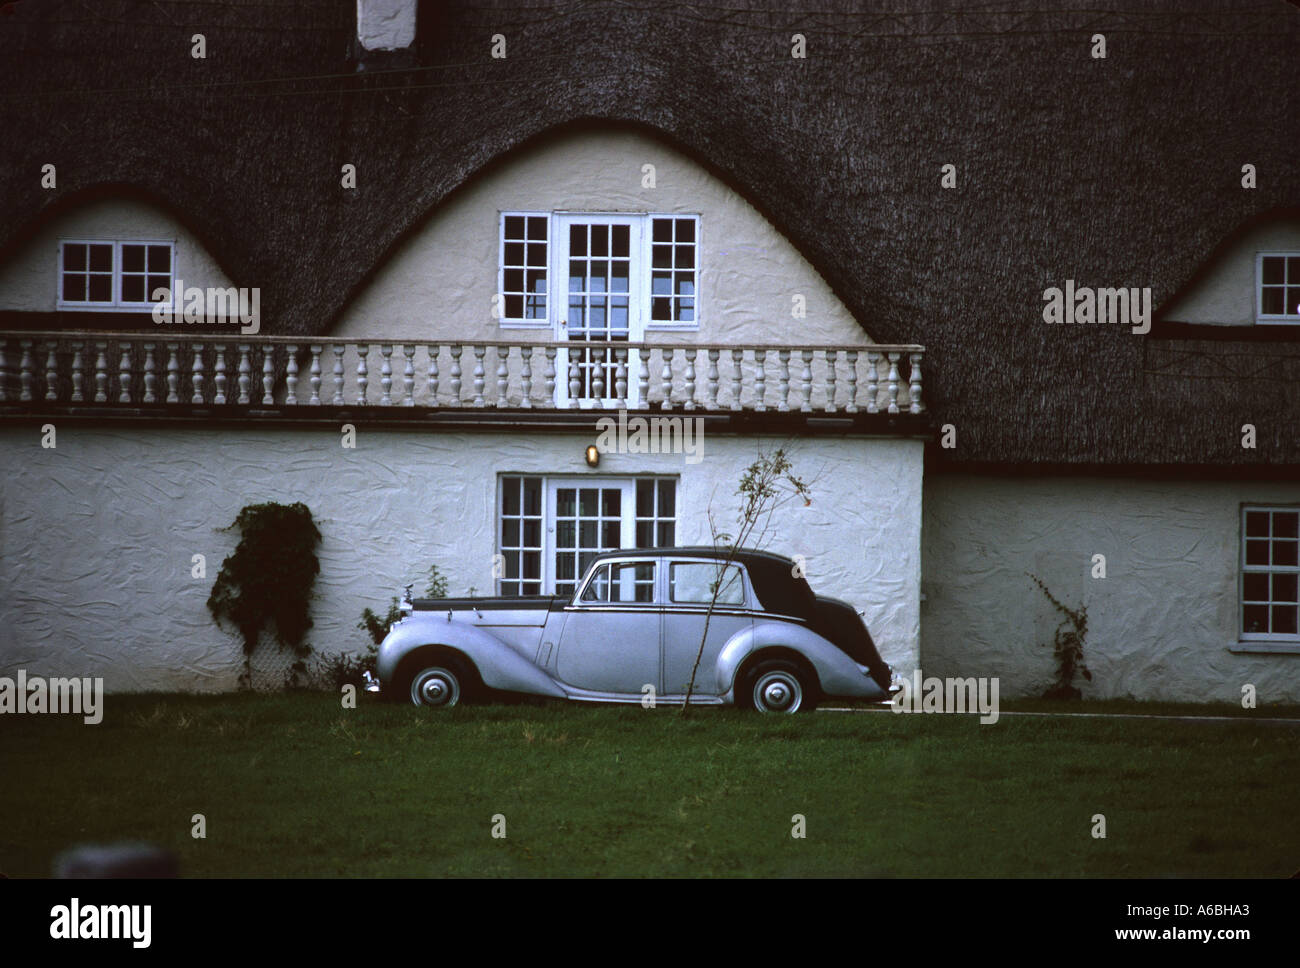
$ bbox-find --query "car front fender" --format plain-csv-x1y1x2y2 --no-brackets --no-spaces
378,616,568,699
716,619,889,701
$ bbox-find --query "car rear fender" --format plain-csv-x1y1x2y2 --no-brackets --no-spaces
716,619,885,699
378,616,567,698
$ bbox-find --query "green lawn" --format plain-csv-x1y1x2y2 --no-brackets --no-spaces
2,694,1297,877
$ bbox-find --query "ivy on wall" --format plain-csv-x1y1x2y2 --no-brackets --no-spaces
207,501,321,688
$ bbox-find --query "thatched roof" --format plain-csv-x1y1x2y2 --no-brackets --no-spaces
1,0,1297,467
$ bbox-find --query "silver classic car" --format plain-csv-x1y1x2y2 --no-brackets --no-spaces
376,548,894,713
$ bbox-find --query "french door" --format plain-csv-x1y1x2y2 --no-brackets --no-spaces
550,480,636,597
554,214,644,408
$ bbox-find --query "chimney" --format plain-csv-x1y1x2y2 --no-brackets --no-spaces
355,0,417,52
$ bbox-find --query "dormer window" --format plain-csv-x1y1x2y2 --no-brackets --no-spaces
1257,252,1300,324
58,240,173,310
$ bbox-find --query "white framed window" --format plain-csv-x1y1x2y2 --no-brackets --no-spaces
58,240,174,311
496,212,700,332
1256,252,1300,324
498,214,550,326
1241,506,1299,639
498,474,678,597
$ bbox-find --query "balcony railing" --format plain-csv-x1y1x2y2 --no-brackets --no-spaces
0,333,925,415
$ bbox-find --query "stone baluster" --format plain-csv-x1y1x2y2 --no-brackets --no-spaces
660,348,674,411
908,351,924,414
730,349,744,411
448,345,462,406
568,353,581,409
189,344,206,404
591,347,605,407
309,345,322,405
164,344,179,403
427,345,440,406
143,343,159,404
471,345,486,407
705,349,720,410
402,345,415,406
777,349,791,412
683,348,697,411
378,344,392,406
262,346,275,405
845,350,859,413
355,344,369,405
496,347,509,408
636,349,650,410
213,345,227,404
543,347,556,407
0,340,8,402
93,342,108,403
865,350,880,414
753,349,767,412
18,339,35,402
799,349,813,412
331,346,345,405
69,342,85,403
886,352,901,414
824,349,837,413
44,342,59,401
240,345,254,405
286,345,300,405
520,345,534,408
120,343,134,403
614,347,628,409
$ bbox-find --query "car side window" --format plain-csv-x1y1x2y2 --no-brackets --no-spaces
581,562,657,604
669,562,745,606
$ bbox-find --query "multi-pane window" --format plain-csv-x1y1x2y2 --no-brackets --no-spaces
499,476,543,596
497,212,699,330
59,241,173,309
1242,507,1299,638
498,476,677,597
650,216,696,324
635,478,676,547
1257,253,1300,323
499,215,548,323
554,484,623,596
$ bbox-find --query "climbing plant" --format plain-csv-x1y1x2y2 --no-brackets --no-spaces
1027,573,1091,700
207,501,321,688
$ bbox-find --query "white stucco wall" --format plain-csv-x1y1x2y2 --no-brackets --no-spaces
0,197,235,313
335,128,873,347
1161,222,1300,326
0,425,922,694
921,474,1300,703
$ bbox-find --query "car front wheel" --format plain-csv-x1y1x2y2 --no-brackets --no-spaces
744,660,817,714
409,662,467,708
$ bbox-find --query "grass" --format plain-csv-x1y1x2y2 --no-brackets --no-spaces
2,693,1297,878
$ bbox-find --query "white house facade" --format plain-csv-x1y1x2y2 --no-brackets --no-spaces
1,0,1296,705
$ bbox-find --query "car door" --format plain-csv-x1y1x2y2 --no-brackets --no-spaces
554,559,661,695
660,559,753,697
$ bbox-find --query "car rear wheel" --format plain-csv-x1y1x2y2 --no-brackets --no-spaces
744,660,817,714
408,661,469,708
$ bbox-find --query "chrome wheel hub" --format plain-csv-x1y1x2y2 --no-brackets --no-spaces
755,672,800,712
411,668,460,707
